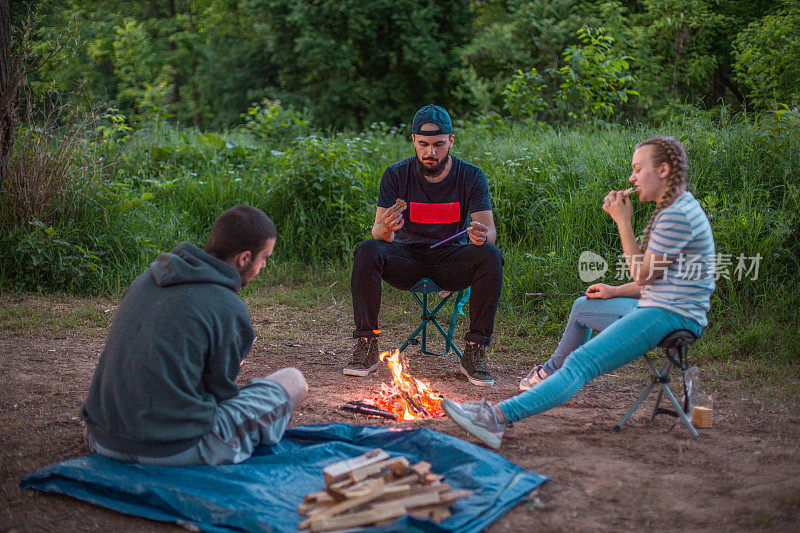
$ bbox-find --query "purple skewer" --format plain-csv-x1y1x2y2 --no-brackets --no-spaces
429,227,472,249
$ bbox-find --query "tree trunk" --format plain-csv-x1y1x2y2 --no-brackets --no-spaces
0,0,25,184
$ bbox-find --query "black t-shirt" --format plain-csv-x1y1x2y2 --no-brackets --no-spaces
377,155,492,245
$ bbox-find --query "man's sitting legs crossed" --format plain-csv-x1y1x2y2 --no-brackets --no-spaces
81,205,307,465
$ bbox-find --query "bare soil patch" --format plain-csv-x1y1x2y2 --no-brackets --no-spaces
1,289,799,532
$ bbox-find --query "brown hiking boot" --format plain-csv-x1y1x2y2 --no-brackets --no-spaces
343,337,380,377
459,342,495,387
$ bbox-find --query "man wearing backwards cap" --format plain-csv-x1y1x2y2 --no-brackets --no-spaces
345,104,503,387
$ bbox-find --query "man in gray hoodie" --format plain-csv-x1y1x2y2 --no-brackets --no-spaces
81,205,307,465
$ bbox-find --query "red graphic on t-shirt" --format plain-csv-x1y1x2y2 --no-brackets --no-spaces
409,202,461,224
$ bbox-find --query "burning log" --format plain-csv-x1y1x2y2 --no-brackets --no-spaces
298,448,471,532
399,389,429,417
341,400,399,420
373,350,444,420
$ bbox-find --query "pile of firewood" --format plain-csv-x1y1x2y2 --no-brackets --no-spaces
298,449,471,532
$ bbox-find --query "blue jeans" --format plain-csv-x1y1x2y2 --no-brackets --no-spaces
542,296,639,375
499,306,703,423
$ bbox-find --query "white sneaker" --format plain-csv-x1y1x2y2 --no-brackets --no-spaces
441,398,505,449
519,365,548,391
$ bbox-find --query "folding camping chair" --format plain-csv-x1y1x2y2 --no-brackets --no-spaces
614,329,700,437
398,278,469,358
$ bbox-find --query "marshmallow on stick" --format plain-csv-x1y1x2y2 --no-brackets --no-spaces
394,199,407,211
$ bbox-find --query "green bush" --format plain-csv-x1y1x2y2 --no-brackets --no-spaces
555,27,638,123
241,100,312,148
734,5,800,108
502,68,547,122
265,136,377,262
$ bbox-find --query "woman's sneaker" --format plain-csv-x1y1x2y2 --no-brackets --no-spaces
441,398,505,449
519,364,549,391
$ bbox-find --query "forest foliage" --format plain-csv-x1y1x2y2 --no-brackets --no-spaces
16,0,800,129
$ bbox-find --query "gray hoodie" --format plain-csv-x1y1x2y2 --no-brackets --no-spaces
81,242,255,457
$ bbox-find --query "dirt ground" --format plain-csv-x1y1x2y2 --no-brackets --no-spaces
1,289,799,532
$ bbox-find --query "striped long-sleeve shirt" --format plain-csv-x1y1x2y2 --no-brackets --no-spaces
638,192,716,326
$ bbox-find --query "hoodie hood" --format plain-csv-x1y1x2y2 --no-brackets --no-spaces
149,242,241,291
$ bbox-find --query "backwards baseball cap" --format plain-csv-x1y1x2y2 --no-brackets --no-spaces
411,104,453,136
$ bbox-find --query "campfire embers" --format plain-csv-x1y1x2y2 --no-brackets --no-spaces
343,350,444,421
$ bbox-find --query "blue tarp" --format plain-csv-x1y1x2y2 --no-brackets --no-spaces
20,423,548,533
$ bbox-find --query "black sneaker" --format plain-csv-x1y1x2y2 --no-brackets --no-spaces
459,342,495,387
343,337,380,376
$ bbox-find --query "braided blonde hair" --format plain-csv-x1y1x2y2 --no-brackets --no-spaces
637,136,688,251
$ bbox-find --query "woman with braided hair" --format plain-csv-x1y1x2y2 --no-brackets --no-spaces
442,136,716,449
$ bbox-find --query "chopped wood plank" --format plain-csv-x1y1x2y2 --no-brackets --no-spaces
378,484,413,498
303,491,335,504
390,460,411,477
391,490,445,509
409,505,450,522
326,477,354,493
375,482,451,504
308,480,452,521
323,449,389,486
409,508,433,520
423,472,444,484
382,473,419,488
297,501,337,516
331,477,383,499
298,484,390,529
308,501,406,532
342,479,448,502
428,505,452,523
438,489,473,504
349,456,410,483
411,461,432,476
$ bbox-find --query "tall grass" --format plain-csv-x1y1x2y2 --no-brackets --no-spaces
1,105,798,363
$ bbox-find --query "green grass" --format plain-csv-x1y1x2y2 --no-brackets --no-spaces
0,296,112,334
2,107,798,372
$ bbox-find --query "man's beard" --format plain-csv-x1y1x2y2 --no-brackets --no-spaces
415,151,450,177
237,261,259,288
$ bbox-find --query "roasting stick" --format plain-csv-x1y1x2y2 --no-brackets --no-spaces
430,225,473,249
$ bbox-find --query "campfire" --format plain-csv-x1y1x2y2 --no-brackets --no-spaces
342,350,443,421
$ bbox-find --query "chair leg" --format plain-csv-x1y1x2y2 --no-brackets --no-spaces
446,290,465,359
614,380,656,432
656,381,699,437
615,354,699,437
400,287,466,358
615,355,660,431
399,321,427,353
650,360,673,421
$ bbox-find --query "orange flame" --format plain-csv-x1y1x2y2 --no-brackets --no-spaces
371,350,443,420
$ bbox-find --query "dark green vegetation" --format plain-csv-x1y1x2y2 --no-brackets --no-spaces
16,0,800,129
1,1,799,370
